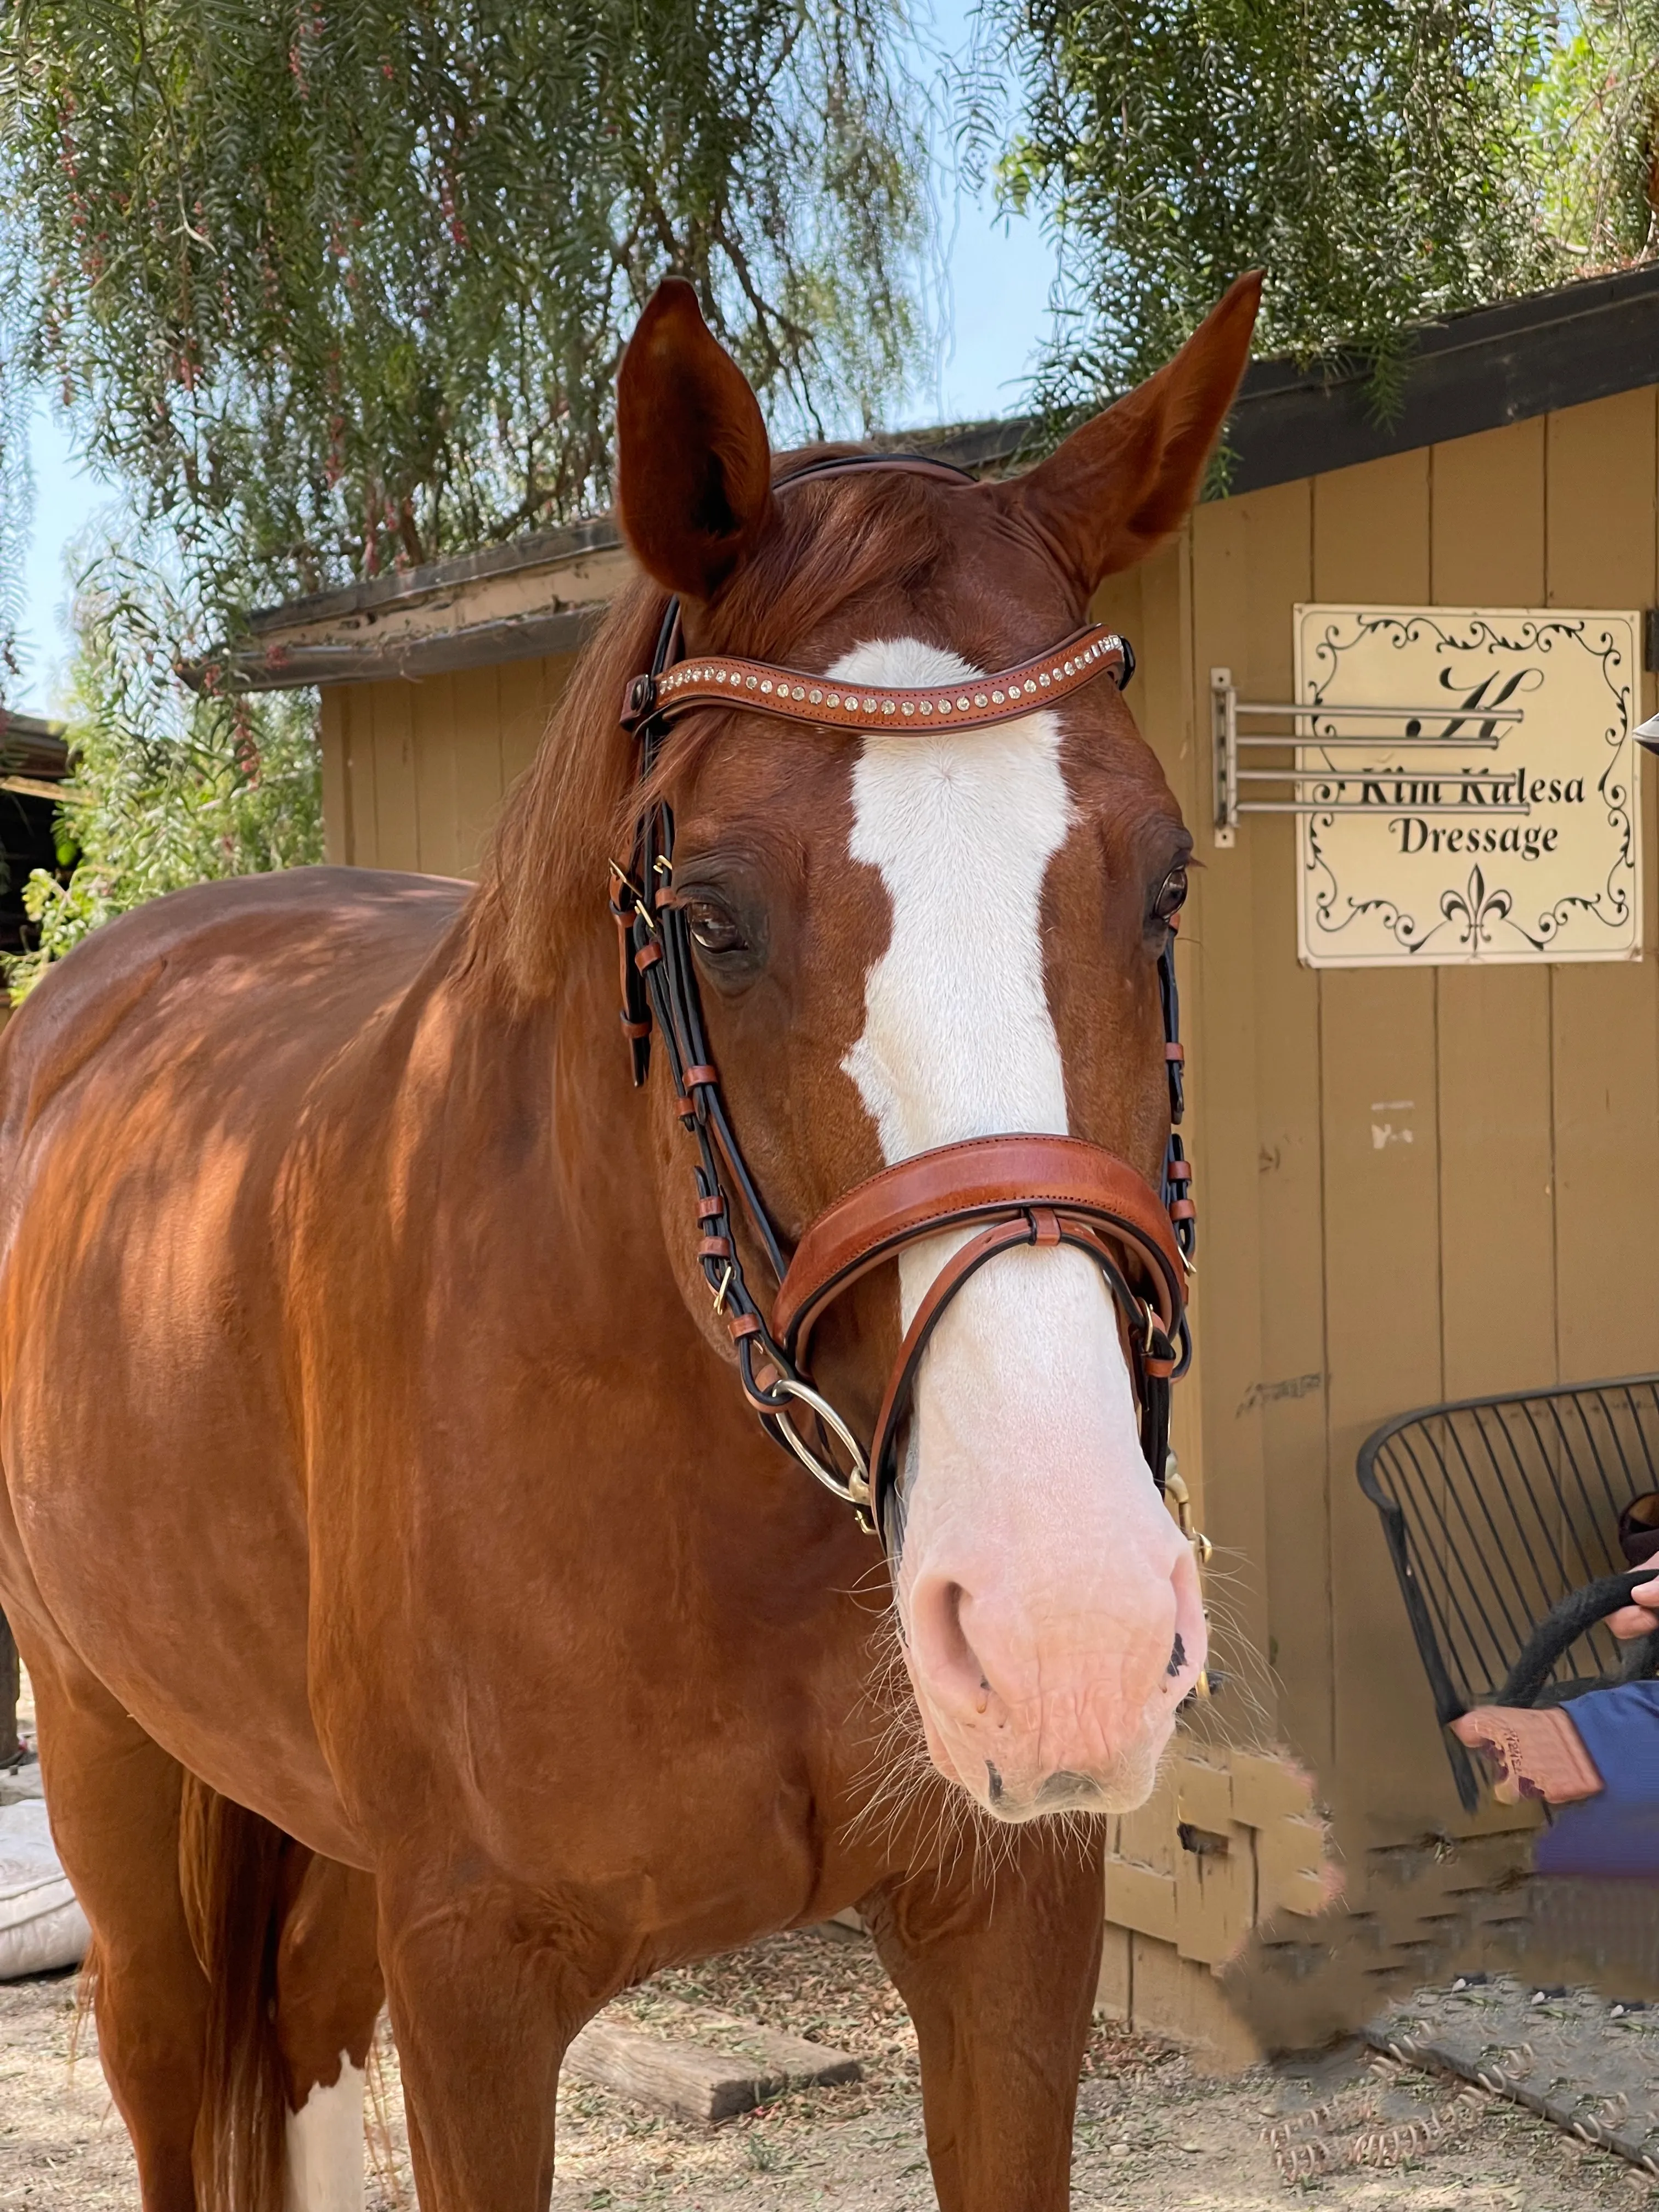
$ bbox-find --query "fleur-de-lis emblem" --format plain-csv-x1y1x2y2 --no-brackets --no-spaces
1437,865,1514,949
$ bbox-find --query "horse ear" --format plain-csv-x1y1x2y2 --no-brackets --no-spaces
999,273,1263,595
615,279,775,603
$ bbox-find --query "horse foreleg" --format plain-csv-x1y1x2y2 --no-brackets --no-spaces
375,1864,617,2212
274,1853,384,2212
864,1822,1107,2212
24,1645,206,2212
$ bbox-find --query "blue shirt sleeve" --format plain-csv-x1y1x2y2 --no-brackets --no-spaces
1533,1680,1659,1880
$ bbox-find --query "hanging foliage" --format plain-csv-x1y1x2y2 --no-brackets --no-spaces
967,0,1585,417
1533,2,1659,266
4,545,323,998
0,0,927,676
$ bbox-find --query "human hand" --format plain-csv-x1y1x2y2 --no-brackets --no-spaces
1608,1572,1659,1642
1450,1706,1603,1804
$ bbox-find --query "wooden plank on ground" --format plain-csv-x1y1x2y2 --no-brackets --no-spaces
563,2009,860,2124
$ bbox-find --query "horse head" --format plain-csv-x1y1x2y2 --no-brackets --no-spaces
608,273,1260,1822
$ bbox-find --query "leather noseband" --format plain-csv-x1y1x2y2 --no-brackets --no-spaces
610,453,1194,1550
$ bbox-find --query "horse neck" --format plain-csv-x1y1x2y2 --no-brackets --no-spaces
479,914,693,1344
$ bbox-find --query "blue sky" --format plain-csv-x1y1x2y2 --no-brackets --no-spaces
16,397,108,718
11,22,1060,716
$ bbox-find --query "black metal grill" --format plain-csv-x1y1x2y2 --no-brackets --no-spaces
1358,1374,1659,1810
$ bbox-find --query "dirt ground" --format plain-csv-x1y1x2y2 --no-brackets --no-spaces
4,1925,1659,2212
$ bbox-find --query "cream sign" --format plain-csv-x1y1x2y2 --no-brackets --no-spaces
1293,606,1641,967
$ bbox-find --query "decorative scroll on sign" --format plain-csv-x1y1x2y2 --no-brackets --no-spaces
1293,606,1641,967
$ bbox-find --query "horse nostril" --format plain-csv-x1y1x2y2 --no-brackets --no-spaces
985,1761,1005,1805
908,1575,1000,1718
1167,1630,1187,1678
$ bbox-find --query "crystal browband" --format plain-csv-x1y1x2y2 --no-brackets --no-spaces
621,623,1133,739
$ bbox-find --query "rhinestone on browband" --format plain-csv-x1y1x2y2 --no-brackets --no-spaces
622,625,1133,740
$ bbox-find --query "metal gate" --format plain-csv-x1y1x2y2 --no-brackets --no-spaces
1359,1374,1659,1809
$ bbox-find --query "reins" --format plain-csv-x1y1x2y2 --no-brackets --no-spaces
608,454,1194,1550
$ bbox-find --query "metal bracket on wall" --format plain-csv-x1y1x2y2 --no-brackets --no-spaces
1210,668,1527,849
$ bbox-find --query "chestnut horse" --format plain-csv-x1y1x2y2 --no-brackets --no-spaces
0,272,1258,2211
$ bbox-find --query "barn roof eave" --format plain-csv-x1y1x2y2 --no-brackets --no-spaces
1225,259,1659,494
233,261,1659,692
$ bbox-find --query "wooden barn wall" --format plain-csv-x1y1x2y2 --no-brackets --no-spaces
319,653,575,875
1096,388,1659,1854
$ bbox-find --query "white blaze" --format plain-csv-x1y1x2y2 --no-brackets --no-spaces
836,634,1143,1444
836,635,1188,1814
840,641,1071,1240
284,2055,366,2212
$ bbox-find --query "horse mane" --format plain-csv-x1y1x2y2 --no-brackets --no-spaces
461,448,953,1005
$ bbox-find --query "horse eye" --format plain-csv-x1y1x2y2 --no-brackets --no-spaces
1151,865,1188,924
686,900,748,957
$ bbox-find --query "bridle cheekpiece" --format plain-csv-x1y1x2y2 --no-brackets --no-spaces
609,454,1195,1550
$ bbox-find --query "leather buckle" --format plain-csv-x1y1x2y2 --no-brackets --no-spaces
619,673,658,733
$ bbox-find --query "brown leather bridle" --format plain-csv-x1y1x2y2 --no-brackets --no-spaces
610,454,1194,1550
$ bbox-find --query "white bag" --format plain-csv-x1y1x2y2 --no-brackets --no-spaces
0,1795,89,1979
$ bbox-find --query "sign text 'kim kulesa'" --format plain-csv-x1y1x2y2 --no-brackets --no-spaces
1293,608,1641,968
